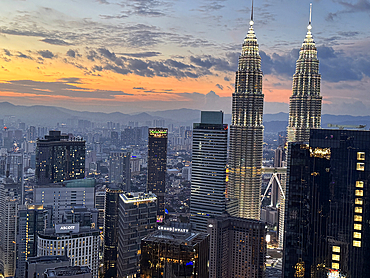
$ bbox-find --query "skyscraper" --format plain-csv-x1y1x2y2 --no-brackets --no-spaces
283,129,370,278
147,128,167,222
36,131,85,185
117,192,157,277
228,5,264,219
103,186,123,278
207,214,266,278
0,184,19,278
16,204,53,278
287,4,322,143
190,111,228,231
109,150,131,191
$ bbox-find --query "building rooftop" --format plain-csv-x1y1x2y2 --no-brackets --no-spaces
119,192,157,204
34,178,95,188
27,255,69,264
143,226,208,246
45,266,91,277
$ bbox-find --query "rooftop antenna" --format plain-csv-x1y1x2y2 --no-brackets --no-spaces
309,3,312,25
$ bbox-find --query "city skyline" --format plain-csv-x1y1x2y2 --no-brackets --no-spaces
0,1,368,115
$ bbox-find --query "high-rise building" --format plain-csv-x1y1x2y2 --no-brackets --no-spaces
207,214,266,278
16,204,53,278
147,128,167,222
117,192,157,278
140,223,209,278
37,220,100,278
287,5,322,143
283,129,370,278
190,111,228,231
36,131,85,185
228,7,264,220
0,184,19,278
94,189,106,232
103,186,123,278
33,178,95,223
109,151,131,191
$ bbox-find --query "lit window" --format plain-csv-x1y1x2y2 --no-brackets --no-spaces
354,215,363,222
355,207,363,213
355,190,363,197
357,163,365,171
353,232,361,239
332,262,339,270
355,198,363,205
354,224,362,230
332,254,340,261
357,152,365,161
332,246,340,253
356,181,364,188
353,240,361,247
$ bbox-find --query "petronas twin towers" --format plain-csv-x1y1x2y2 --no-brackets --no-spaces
228,3,322,219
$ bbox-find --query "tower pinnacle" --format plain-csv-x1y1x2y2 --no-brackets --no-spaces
250,0,254,26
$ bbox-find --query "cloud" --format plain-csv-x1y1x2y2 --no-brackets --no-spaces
17,52,32,59
260,46,370,83
38,50,55,59
3,49,12,56
40,38,71,45
119,52,161,58
66,49,76,58
0,79,133,100
326,0,370,21
133,87,145,90
216,84,223,90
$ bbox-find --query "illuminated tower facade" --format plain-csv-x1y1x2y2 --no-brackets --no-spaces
228,6,264,220
147,128,168,223
287,4,322,143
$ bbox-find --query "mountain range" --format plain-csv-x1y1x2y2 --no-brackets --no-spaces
0,102,370,133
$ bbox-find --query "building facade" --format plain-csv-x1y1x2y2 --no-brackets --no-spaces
140,224,209,278
103,186,123,278
109,151,131,191
0,185,19,278
147,128,167,222
287,8,322,143
228,12,264,220
283,129,370,278
16,204,53,278
207,214,266,278
37,225,100,278
33,178,95,223
117,192,157,278
36,130,85,185
190,111,228,231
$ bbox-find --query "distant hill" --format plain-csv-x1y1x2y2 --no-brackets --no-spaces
0,102,369,133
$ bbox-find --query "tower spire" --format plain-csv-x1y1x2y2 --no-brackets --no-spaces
251,0,254,22
249,0,254,27
309,3,312,25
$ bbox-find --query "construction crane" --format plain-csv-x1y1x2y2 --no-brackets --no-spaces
327,124,366,130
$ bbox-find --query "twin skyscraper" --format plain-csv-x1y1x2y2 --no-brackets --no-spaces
191,3,322,222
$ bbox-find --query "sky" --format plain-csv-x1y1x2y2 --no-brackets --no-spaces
0,0,369,115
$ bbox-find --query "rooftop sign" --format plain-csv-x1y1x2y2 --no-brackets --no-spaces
55,223,80,234
158,226,189,233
